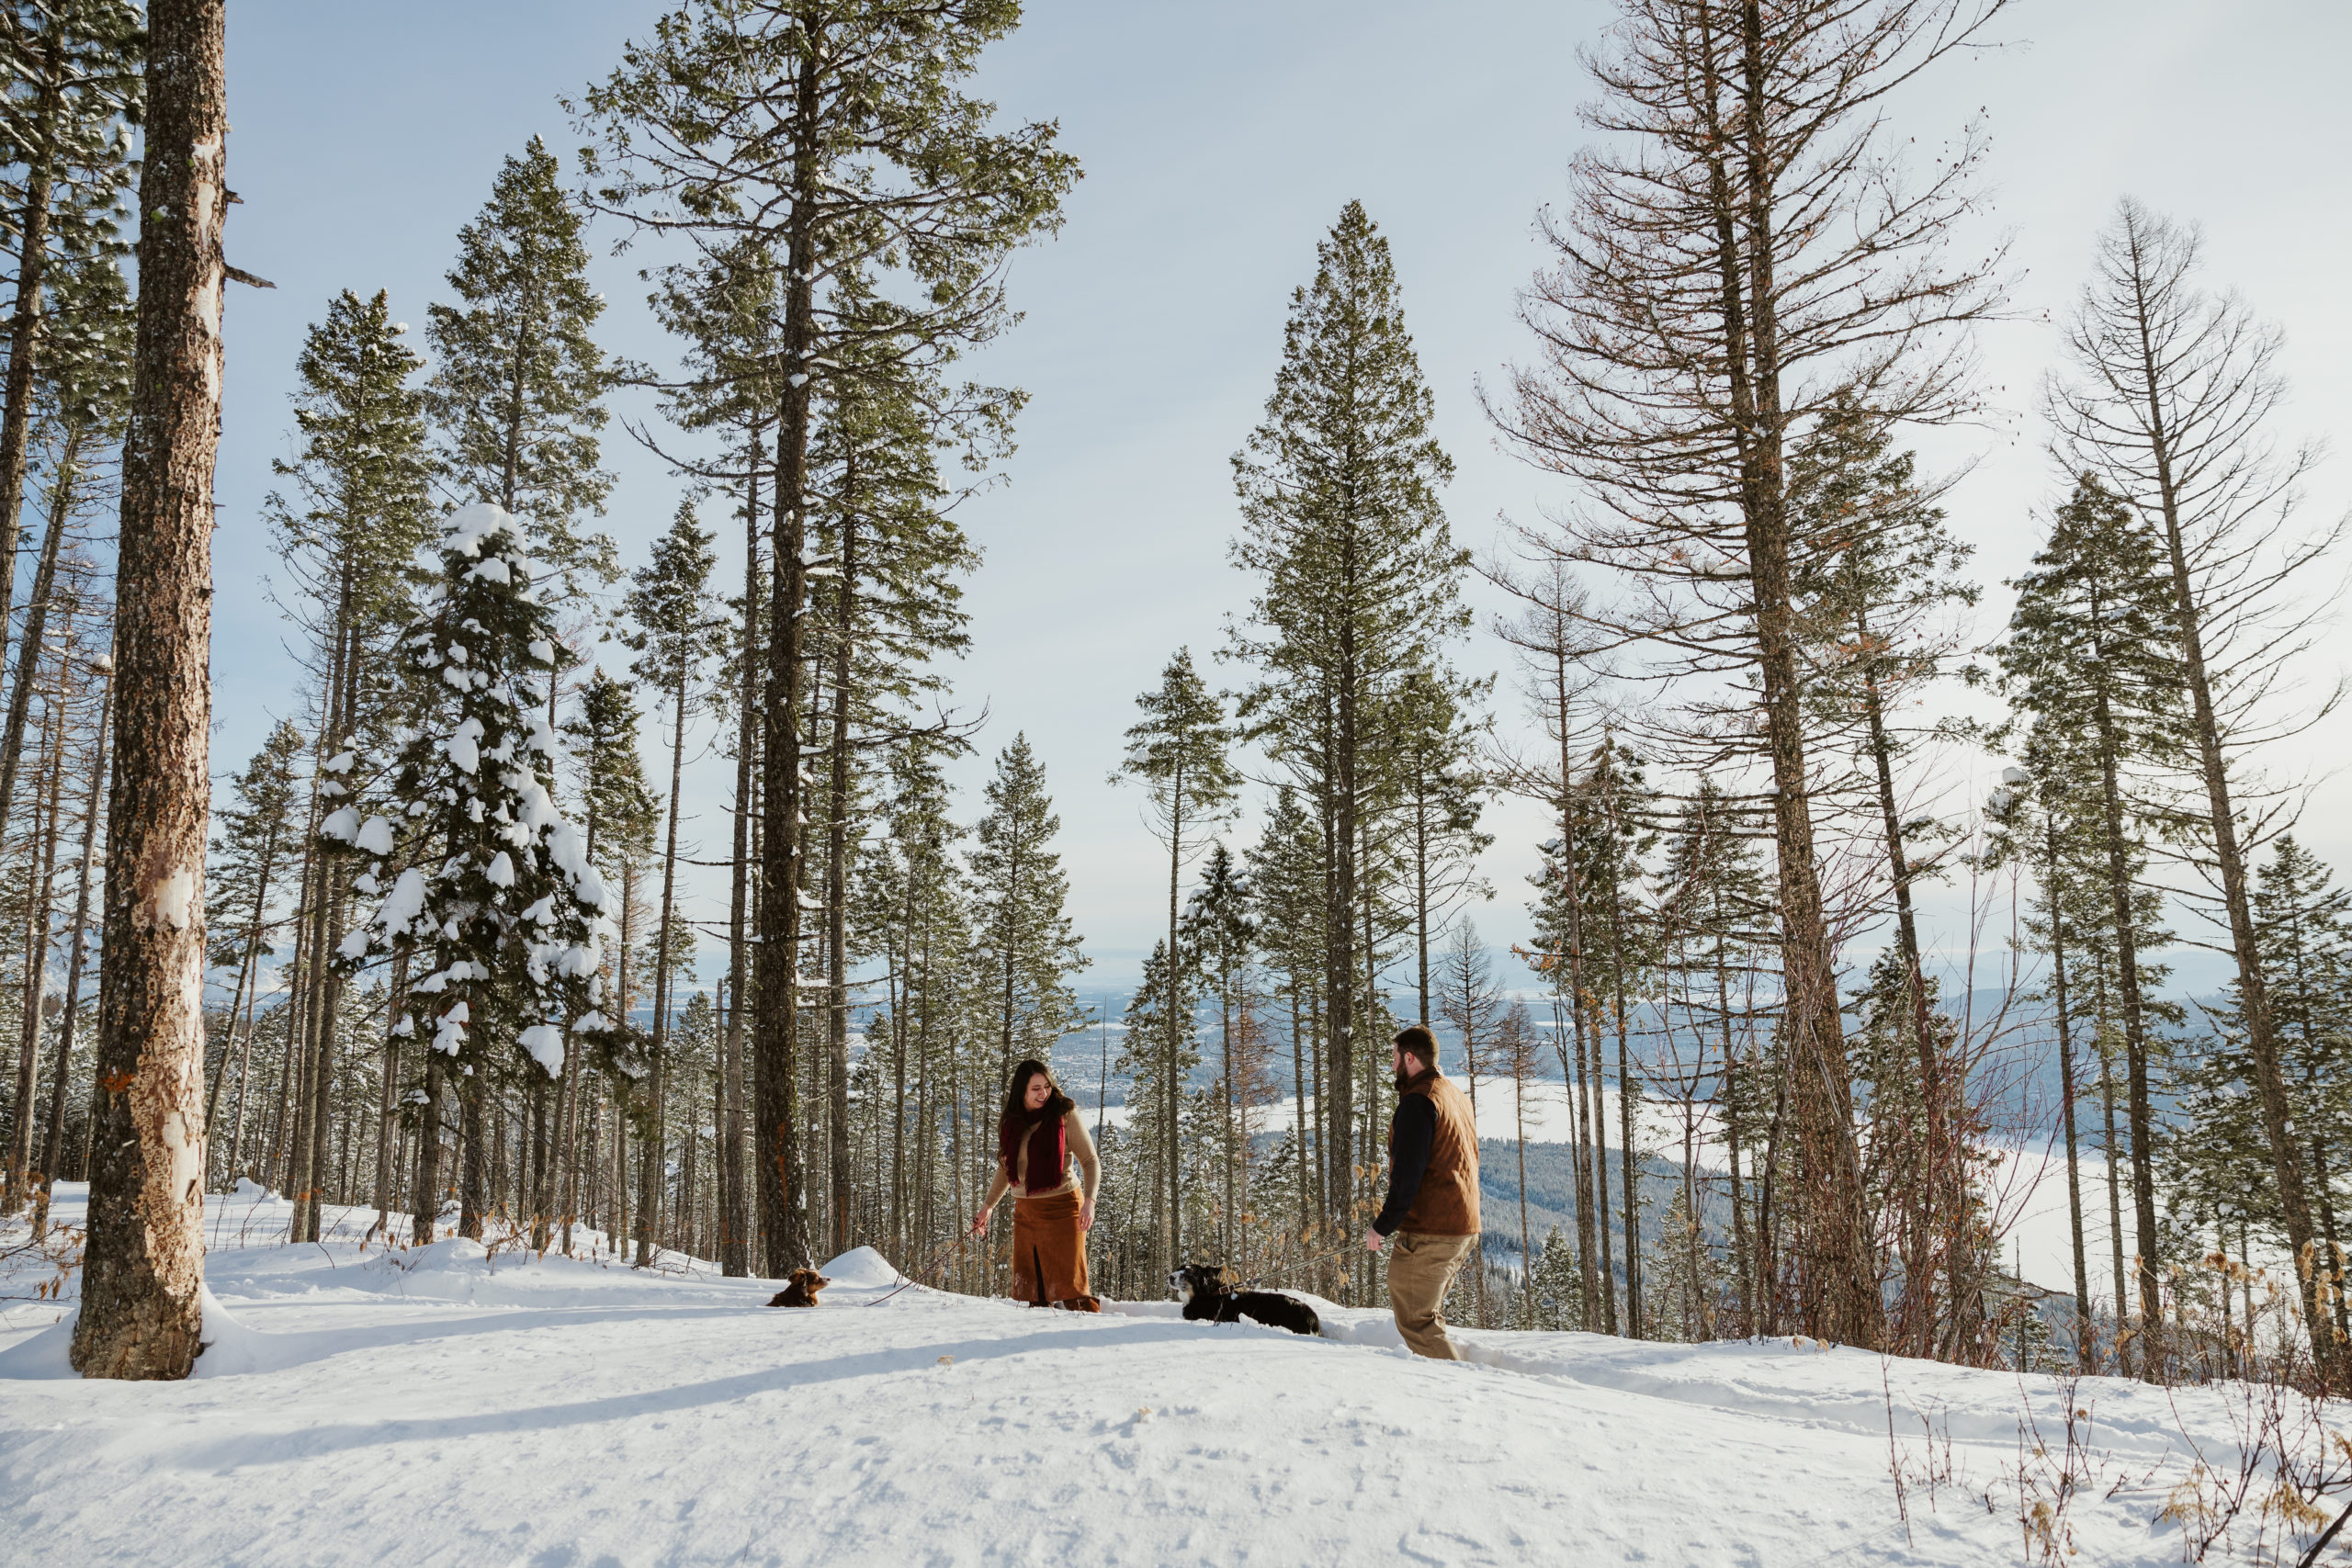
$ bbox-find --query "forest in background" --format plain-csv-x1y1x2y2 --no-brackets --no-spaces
0,0,2345,1394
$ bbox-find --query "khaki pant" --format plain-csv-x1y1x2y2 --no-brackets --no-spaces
1386,1230,1477,1360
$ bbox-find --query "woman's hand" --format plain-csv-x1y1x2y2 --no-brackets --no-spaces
970,1207,991,1237
1079,1199,1095,1233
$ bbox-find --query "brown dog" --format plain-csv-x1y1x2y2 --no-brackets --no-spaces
766,1268,831,1308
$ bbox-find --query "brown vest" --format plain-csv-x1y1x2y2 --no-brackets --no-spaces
1395,1068,1479,1235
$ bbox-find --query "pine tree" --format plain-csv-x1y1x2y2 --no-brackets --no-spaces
202,719,306,1179
579,0,1079,1278
424,135,616,592
334,504,617,1245
264,288,435,1243
1997,471,2184,1371
1182,842,1256,1262
1384,667,1493,1026
72,0,225,1382
1245,784,1326,1238
967,734,1085,1074
1230,201,1464,1256
0,244,132,891
1119,647,1237,1269
1789,398,1978,1356
2177,837,2352,1349
0,0,140,666
621,501,725,1263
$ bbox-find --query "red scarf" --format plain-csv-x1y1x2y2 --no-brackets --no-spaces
1000,1111,1068,1195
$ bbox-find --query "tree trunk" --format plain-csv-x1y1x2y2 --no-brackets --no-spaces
2046,841,2094,1371
0,424,81,907
2088,674,2163,1369
753,57,819,1277
33,665,109,1239
824,488,858,1258
6,696,66,1213
71,0,227,1381
2133,318,2339,1379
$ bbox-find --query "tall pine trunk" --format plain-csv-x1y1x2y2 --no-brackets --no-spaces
72,0,226,1380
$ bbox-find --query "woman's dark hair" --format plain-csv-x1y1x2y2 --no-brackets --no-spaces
1000,1058,1061,1134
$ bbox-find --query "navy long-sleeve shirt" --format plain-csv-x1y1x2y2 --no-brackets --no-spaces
1372,1094,1437,1236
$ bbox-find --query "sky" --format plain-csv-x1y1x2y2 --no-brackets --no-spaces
207,0,2352,1005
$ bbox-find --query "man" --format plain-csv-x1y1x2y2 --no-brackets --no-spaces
1363,1022,1480,1359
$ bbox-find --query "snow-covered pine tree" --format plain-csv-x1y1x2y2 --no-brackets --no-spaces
330,503,617,1246
424,136,616,595
265,288,435,1243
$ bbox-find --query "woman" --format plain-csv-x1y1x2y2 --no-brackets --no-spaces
972,1058,1102,1310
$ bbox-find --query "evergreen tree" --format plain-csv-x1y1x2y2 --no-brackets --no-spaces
2177,837,2352,1349
967,734,1085,1074
1182,842,1256,1261
1528,1224,1583,1332
263,287,435,1242
0,0,141,660
621,501,725,1262
201,719,307,1175
579,0,1079,1277
1117,935,1201,1270
1996,471,2184,1370
1789,398,1978,1356
1383,666,1493,1026
1245,784,1326,1236
1119,646,1236,1269
1230,200,1464,1250
424,135,616,592
334,504,617,1244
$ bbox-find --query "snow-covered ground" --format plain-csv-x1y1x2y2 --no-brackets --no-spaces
4,1184,2344,1566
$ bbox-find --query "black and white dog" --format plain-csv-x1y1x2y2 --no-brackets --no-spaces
1171,1263,1322,1337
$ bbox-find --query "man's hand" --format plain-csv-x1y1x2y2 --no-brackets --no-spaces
1364,1226,1385,1253
970,1207,991,1237
1079,1199,1095,1233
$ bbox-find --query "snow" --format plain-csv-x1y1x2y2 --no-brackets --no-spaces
517,1022,566,1075
377,867,427,937
442,502,513,558
484,850,516,887
353,815,394,855
445,716,484,774
5,1185,2345,1567
319,807,360,843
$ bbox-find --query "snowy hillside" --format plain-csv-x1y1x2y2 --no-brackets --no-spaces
3,1185,2345,1566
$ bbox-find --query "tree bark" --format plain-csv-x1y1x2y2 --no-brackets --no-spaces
753,45,820,1278
33,662,109,1238
72,0,226,1381
824,482,858,1258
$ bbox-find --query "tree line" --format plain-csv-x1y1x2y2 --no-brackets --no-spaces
3,0,2346,1389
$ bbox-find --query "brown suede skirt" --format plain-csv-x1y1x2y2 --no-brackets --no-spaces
1011,1188,1091,1306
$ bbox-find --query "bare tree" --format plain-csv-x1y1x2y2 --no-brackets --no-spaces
1487,0,2008,1348
2048,198,2348,1382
